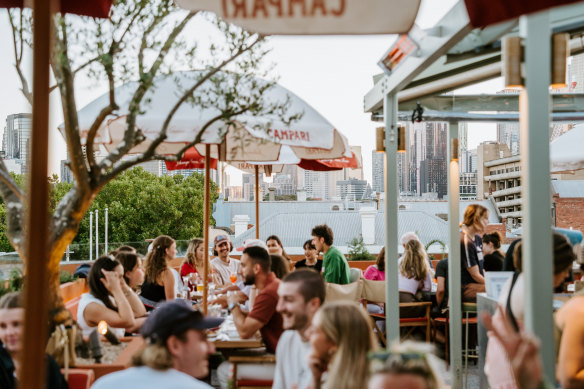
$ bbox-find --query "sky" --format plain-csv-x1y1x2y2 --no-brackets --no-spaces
0,0,500,185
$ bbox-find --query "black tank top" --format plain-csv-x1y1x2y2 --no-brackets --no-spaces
140,278,167,302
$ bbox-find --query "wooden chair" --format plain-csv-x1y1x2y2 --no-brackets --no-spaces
325,280,363,304
229,355,276,389
61,368,95,389
361,279,433,343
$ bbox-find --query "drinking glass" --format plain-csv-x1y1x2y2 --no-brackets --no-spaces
229,272,237,284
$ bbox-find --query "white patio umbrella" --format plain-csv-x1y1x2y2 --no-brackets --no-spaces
551,123,584,173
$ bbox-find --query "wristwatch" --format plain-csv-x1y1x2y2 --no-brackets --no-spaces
228,302,238,313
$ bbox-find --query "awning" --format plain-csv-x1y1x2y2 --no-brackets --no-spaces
0,0,112,17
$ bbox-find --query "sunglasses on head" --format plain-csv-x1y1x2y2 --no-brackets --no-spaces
368,351,426,363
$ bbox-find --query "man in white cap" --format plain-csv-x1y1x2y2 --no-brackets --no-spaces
92,300,223,388
211,234,240,286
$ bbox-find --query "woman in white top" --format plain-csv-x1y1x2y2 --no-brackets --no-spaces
398,239,432,318
77,256,146,338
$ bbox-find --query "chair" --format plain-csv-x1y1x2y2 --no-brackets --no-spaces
361,279,433,344
61,368,95,389
325,280,363,304
229,355,276,389
349,268,363,283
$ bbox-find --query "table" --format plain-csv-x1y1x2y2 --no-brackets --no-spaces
209,315,263,350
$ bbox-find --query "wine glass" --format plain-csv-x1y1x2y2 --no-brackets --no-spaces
229,272,237,284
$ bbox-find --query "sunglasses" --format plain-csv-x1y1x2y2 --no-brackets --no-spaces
368,351,426,363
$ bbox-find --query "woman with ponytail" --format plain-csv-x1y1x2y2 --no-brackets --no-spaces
141,235,177,303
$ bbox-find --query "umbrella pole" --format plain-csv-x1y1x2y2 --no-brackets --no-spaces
21,0,53,386
203,144,210,315
255,165,259,239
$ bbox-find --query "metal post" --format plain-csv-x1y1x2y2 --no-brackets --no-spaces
105,207,108,254
448,122,462,387
95,209,99,258
89,211,93,261
520,12,555,384
383,92,400,344
203,144,211,315
20,1,54,385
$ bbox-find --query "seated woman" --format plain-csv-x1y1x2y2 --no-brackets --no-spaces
308,301,377,389
270,254,290,280
460,204,488,302
141,235,177,304
482,232,504,271
294,239,323,272
78,256,146,338
0,292,67,389
364,248,386,330
180,238,207,277
398,240,432,318
115,251,147,318
484,233,575,389
266,235,293,268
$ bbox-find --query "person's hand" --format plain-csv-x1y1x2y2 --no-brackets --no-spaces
482,306,543,389
101,269,123,293
214,295,228,308
227,290,246,305
307,350,328,386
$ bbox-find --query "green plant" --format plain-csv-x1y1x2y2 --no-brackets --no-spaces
347,236,375,261
8,268,23,292
59,271,76,284
424,239,447,261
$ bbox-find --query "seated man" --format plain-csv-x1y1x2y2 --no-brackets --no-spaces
217,242,284,388
312,224,350,284
93,300,222,389
273,269,325,389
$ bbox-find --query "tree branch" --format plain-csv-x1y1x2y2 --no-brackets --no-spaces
8,10,32,105
0,161,26,203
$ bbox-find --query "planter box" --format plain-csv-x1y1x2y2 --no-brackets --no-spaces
76,337,145,380
60,279,88,303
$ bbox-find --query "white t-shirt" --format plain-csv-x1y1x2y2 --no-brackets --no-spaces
77,293,126,338
92,366,213,389
273,330,313,389
211,257,240,286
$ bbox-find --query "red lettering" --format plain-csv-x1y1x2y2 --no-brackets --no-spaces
288,0,306,17
268,0,283,16
310,0,327,16
231,0,247,18
300,132,306,141
330,0,345,16
293,131,300,140
272,129,280,139
252,0,269,17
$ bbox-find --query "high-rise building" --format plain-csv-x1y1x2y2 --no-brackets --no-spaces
60,160,73,183
2,113,32,174
420,158,447,199
336,178,367,201
371,150,384,193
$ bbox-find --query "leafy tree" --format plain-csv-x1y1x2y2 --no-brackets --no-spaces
347,236,375,261
2,0,288,324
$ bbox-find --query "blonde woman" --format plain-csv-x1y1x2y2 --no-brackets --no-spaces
141,235,177,303
181,238,207,277
308,302,377,389
398,239,433,318
460,203,489,301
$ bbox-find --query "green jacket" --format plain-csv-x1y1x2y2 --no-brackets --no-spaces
323,246,351,284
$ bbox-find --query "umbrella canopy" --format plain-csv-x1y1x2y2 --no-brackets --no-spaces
0,0,112,17
71,71,350,161
551,124,584,173
175,0,421,35
164,146,218,171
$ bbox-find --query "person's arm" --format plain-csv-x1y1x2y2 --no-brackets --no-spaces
422,272,432,292
436,276,446,306
557,311,584,388
230,304,263,339
467,265,485,284
85,269,136,328
161,269,175,300
121,283,146,317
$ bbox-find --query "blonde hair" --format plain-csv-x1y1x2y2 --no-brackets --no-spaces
184,238,205,269
319,302,377,389
369,341,446,389
399,240,429,281
461,204,489,228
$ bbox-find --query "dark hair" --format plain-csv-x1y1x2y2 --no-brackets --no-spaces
108,245,136,257
88,256,122,312
311,224,334,246
513,233,576,274
270,255,290,279
243,246,271,273
303,239,316,250
267,235,292,263
282,269,326,304
116,252,141,285
0,292,22,309
482,232,502,249
376,247,386,272
145,235,174,283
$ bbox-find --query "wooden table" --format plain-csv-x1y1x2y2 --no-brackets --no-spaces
211,338,263,349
